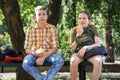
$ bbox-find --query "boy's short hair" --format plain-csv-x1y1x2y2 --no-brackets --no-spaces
35,6,47,13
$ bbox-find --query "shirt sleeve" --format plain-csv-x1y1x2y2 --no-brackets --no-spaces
24,27,33,50
90,25,99,37
51,26,59,48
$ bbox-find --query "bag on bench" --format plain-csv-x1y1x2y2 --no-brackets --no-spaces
0,50,5,61
0,47,25,62
84,46,107,59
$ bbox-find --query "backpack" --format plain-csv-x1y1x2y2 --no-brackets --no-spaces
74,27,107,59
0,47,25,62
0,50,5,61
74,28,94,53
2,47,21,57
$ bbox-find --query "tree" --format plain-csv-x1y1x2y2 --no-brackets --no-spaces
47,0,62,26
0,0,25,52
105,0,115,62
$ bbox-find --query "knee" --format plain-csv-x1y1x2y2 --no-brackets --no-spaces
22,55,36,69
93,58,102,70
22,59,29,70
95,57,102,65
57,58,64,67
22,59,34,70
70,57,79,67
53,54,64,66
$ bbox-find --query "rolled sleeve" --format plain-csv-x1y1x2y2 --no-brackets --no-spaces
24,27,33,50
51,27,59,48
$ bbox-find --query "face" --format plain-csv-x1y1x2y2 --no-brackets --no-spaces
78,13,90,28
35,10,47,24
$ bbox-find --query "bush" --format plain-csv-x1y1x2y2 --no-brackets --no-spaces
0,33,11,48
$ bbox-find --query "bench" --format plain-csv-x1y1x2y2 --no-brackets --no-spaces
0,61,92,80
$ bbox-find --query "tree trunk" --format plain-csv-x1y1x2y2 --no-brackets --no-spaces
16,67,34,80
105,0,115,62
47,0,62,26
72,0,77,27
0,0,25,52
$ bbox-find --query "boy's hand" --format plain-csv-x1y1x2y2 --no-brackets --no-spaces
36,57,45,65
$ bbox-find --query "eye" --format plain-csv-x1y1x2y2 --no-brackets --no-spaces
38,13,41,16
78,17,81,20
43,13,46,16
43,13,47,16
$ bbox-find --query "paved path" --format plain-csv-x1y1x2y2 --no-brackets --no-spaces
0,72,120,80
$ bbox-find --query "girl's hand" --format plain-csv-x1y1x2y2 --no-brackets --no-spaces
77,46,88,58
76,26,83,37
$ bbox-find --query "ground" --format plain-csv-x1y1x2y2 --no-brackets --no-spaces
0,72,120,80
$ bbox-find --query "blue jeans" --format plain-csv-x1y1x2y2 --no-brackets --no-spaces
22,53,64,80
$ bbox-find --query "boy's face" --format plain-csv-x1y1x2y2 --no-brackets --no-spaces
35,10,48,24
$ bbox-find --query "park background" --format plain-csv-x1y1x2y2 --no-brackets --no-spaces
0,0,120,62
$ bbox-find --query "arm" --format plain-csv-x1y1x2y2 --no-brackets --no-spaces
43,47,58,58
71,26,83,52
77,36,101,57
43,26,59,58
24,26,39,56
86,36,101,50
77,26,101,57
71,41,77,51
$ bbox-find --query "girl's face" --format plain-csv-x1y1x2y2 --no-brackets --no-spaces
35,10,47,24
78,13,90,28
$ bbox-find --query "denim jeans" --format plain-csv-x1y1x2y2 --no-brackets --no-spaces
22,53,64,80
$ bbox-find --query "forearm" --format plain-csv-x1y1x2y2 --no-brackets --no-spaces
71,41,77,51
86,36,101,50
87,43,100,50
45,47,58,58
25,49,37,56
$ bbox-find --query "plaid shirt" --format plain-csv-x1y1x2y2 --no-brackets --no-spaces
24,23,59,50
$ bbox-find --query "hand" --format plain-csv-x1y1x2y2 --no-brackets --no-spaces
77,46,88,58
36,57,45,65
76,27,83,37
34,48,45,57
35,48,45,54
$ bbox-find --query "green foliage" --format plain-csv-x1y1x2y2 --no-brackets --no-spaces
57,24,72,60
0,19,8,34
0,33,11,48
0,9,8,34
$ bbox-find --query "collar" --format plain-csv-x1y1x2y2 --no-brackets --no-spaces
34,23,49,29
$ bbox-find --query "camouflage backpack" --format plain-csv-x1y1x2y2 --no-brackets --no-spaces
74,27,107,59
74,28,94,53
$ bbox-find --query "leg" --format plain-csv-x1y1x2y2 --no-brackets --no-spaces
44,53,64,80
70,54,84,80
88,55,102,80
22,54,44,80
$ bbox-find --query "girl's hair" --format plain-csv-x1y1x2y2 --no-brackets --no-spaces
78,11,91,20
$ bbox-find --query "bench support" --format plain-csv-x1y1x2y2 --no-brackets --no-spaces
78,61,92,80
79,65,86,80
